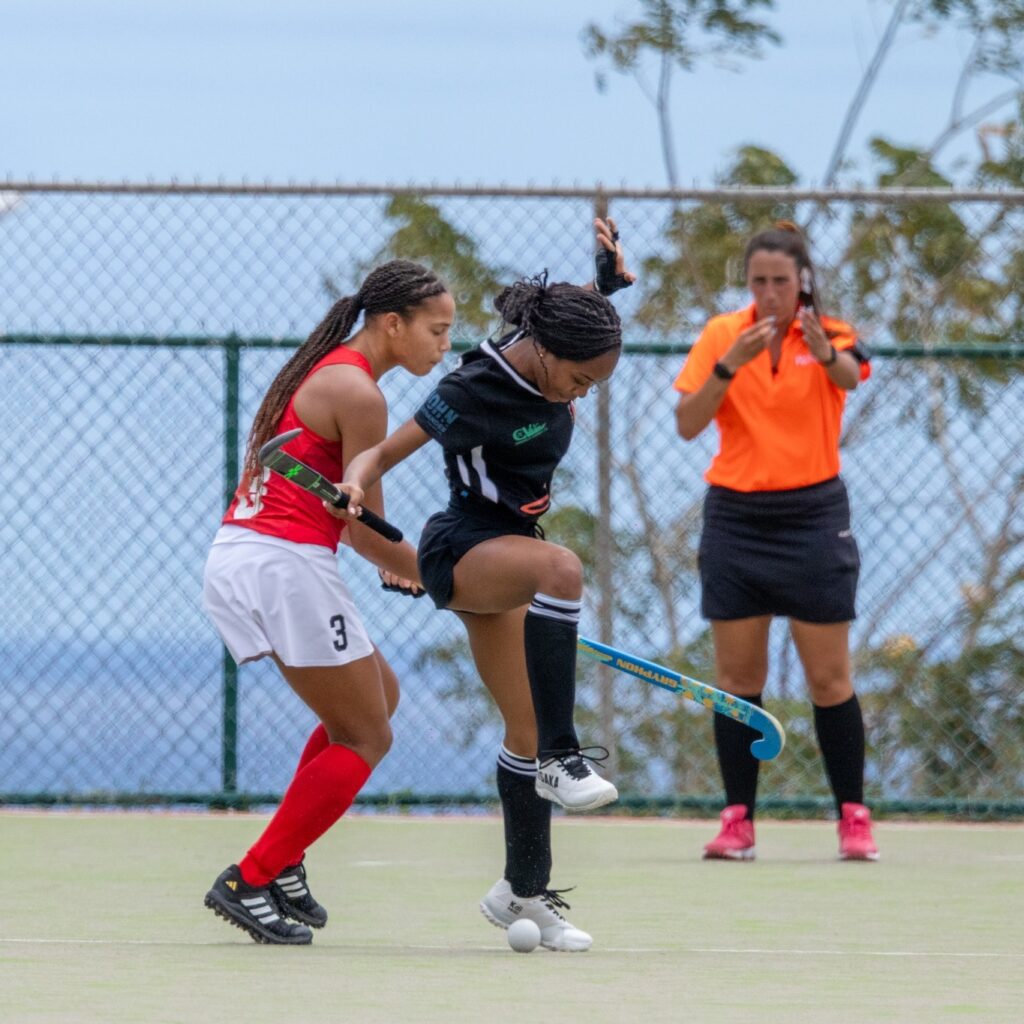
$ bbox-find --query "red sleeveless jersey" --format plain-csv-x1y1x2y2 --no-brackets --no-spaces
223,347,373,551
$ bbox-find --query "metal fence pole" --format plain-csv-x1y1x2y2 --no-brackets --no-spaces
221,337,240,794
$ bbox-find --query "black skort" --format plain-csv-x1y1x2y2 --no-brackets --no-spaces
698,476,860,623
418,504,538,610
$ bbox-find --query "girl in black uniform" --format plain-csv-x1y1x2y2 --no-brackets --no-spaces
335,224,634,950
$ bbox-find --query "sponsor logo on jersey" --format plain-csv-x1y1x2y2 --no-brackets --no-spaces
420,391,460,434
513,422,548,445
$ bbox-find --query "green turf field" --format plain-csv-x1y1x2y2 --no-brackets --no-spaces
1,812,1021,1023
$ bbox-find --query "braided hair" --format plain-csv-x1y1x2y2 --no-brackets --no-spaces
744,221,822,317
494,272,622,360
242,259,447,487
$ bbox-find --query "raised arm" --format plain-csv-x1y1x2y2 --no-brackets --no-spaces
587,217,636,295
675,317,775,440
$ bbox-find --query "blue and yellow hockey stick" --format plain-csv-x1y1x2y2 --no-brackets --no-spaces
577,636,785,761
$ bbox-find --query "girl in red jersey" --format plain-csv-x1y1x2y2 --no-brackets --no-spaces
202,260,454,944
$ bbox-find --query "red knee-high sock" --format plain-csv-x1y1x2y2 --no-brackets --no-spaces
274,724,332,869
239,743,371,886
295,724,330,772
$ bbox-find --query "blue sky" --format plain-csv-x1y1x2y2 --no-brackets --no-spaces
0,1,1010,186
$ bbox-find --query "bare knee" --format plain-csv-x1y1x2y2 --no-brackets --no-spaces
536,546,583,600
714,658,768,698
806,674,853,707
324,720,393,768
716,673,766,699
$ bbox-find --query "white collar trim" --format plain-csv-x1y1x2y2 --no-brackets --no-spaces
481,335,543,397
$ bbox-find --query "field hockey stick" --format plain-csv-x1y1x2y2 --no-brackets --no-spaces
258,429,404,543
577,636,786,760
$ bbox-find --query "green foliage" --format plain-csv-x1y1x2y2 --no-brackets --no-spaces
368,196,507,332
844,140,1011,349
583,0,780,80
861,636,1024,799
910,0,1024,77
636,145,799,329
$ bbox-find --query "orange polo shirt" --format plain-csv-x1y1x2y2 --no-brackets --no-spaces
673,304,869,492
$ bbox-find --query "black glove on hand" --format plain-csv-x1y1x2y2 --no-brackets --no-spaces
595,231,634,296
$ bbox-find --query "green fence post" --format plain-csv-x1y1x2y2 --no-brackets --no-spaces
221,336,240,794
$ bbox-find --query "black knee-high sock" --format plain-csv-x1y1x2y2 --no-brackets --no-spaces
813,694,866,812
524,594,581,758
497,748,552,898
713,694,764,819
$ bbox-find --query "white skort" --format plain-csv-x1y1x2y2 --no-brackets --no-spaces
202,525,374,667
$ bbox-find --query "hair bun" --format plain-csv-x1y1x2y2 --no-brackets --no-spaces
774,219,802,235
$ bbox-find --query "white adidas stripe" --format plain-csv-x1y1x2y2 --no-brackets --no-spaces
241,895,280,923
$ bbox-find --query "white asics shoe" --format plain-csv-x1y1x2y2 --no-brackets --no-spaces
479,878,592,952
535,749,618,811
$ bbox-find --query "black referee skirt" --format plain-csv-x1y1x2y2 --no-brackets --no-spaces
698,476,860,624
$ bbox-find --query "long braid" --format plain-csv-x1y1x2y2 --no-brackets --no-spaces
242,259,447,487
494,272,621,360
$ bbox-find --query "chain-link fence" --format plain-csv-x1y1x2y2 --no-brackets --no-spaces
2,182,1022,817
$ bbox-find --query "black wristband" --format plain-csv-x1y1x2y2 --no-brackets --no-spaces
820,345,838,366
712,361,734,381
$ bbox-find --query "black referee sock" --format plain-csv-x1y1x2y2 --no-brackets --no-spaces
524,594,581,757
713,694,764,819
497,748,552,898
813,694,866,813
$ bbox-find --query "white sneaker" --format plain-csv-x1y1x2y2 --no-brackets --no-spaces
479,879,592,952
535,750,618,811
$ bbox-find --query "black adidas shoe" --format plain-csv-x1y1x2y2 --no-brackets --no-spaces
204,864,313,945
271,860,328,929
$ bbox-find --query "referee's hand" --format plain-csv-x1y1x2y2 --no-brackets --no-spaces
723,317,775,372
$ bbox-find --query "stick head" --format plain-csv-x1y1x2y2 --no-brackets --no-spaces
258,428,303,466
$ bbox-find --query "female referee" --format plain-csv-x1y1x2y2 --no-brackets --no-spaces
333,225,635,950
674,221,878,863
201,259,454,944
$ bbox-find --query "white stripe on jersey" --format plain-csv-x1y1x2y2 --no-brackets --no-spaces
470,445,499,502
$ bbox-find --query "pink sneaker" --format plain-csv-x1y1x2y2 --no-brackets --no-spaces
702,804,755,861
838,802,879,861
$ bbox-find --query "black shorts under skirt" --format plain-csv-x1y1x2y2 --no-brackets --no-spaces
698,476,860,624
418,505,537,610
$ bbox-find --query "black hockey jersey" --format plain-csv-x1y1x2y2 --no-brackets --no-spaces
414,334,575,523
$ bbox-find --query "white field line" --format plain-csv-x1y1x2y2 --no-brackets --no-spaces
1,808,1021,833
1,937,1021,958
